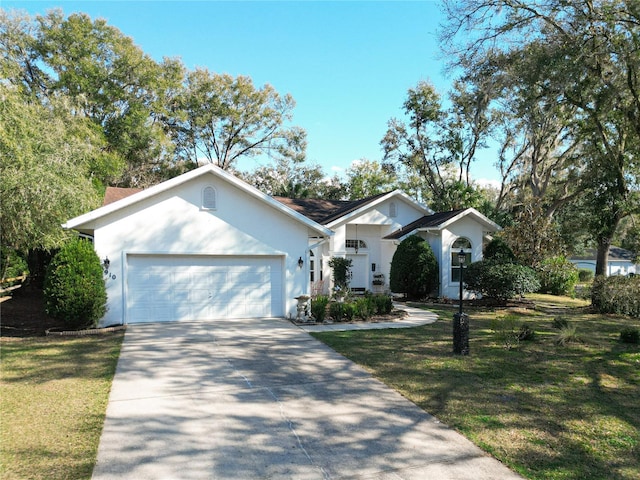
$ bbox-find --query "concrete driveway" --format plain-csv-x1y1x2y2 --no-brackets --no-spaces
93,318,522,479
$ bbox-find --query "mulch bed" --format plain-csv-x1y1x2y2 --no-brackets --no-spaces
1,287,66,337
291,308,408,326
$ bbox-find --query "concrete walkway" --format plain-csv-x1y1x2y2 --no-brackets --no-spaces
296,303,438,333
93,310,522,479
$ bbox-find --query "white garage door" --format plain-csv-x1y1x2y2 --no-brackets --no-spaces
126,255,283,323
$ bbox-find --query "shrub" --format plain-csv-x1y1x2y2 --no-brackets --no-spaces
343,302,357,322
620,327,640,344
490,314,533,349
311,295,329,323
578,269,594,283
354,296,375,321
465,260,540,300
372,294,393,315
591,275,640,317
555,324,580,346
517,323,536,341
329,302,345,322
43,238,107,329
484,237,516,263
552,316,570,329
537,256,579,296
574,284,591,300
389,235,439,300
1,247,29,283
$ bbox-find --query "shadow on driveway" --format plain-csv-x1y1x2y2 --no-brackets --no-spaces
93,318,522,479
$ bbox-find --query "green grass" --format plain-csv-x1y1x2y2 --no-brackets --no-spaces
0,333,124,480
312,298,640,480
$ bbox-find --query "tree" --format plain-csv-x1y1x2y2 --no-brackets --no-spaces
500,201,565,268
614,215,640,262
173,69,304,171
240,150,338,199
0,84,102,253
344,159,398,200
328,257,352,294
441,0,640,276
381,80,491,210
1,9,186,188
389,235,439,299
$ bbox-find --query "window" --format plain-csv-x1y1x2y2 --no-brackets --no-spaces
389,202,397,218
310,251,315,283
451,237,472,283
346,239,367,250
202,186,216,210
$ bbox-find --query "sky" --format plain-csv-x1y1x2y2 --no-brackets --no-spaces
3,0,502,185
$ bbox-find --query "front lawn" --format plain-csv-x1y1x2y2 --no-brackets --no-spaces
0,333,124,480
312,298,640,480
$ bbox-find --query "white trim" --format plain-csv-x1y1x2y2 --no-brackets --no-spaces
389,208,501,244
325,190,432,229
432,208,500,232
63,164,333,238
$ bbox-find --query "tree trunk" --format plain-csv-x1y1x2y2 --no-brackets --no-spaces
595,237,611,277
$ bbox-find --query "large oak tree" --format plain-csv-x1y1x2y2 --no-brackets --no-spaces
441,0,640,274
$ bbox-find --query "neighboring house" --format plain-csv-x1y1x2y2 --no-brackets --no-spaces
570,247,638,276
64,164,500,326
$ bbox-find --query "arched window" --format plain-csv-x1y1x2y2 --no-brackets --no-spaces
451,237,472,283
202,186,217,210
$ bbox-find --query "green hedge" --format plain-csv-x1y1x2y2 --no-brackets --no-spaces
43,239,107,329
326,294,393,322
537,256,579,296
591,275,640,317
464,260,540,300
578,269,594,283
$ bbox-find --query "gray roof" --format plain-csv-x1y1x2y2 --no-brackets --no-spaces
273,192,392,225
383,210,467,240
571,246,637,262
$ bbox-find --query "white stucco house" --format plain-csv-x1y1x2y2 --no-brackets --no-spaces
570,247,638,277
63,164,500,326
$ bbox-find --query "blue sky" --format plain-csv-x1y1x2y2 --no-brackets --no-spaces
4,0,501,184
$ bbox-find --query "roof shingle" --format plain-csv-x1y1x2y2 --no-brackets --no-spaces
383,209,467,240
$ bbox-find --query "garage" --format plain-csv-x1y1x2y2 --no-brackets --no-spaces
126,255,284,323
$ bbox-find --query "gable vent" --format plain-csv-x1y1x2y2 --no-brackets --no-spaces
389,202,397,218
202,186,217,210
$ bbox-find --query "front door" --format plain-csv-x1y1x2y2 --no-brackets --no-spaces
347,254,368,292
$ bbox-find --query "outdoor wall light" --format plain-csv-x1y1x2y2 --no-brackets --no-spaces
102,256,110,273
298,256,304,269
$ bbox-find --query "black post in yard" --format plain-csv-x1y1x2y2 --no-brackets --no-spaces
453,248,469,355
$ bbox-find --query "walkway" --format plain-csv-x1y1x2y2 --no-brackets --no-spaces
296,303,438,333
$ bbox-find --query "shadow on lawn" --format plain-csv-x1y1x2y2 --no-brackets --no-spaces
317,313,640,480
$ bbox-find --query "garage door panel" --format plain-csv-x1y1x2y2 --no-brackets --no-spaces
127,255,283,323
